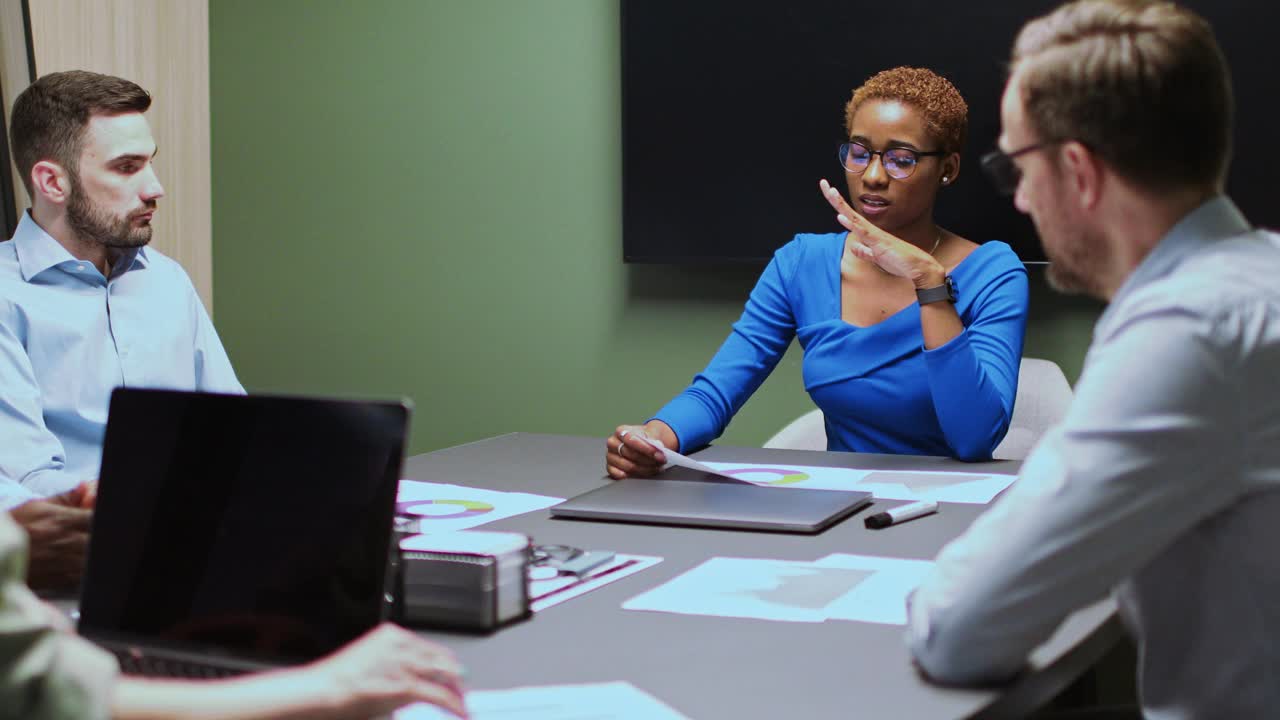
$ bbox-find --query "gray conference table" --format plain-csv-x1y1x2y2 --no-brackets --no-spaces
403,433,1121,720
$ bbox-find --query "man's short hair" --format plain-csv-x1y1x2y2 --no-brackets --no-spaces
9,70,151,197
1012,0,1232,192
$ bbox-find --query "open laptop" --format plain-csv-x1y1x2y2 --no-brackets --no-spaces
551,466,873,534
77,388,410,677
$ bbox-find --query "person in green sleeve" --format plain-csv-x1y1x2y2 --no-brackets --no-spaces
0,510,467,719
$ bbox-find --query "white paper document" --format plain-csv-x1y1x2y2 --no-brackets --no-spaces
622,557,877,623
397,480,563,533
395,681,690,720
530,554,663,613
635,437,744,482
702,461,1017,504
813,553,935,625
622,554,934,625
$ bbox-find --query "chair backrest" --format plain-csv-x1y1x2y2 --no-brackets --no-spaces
762,407,826,451
992,357,1074,460
762,357,1074,459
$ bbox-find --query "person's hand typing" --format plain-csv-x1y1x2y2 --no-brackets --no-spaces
305,622,468,718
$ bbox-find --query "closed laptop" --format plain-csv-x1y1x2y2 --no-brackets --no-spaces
551,477,872,534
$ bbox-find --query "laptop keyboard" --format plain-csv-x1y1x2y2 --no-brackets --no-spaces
113,648,249,679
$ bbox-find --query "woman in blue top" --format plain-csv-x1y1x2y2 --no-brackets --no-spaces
607,67,1029,476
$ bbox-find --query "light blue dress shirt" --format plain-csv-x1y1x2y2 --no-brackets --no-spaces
908,197,1280,719
0,212,243,508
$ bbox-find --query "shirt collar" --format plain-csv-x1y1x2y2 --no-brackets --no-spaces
1104,195,1250,315
13,210,150,282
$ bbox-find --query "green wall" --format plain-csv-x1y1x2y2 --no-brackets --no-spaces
209,0,1102,457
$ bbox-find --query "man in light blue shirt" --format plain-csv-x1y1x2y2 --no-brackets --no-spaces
2,71,242,589
907,2,1280,718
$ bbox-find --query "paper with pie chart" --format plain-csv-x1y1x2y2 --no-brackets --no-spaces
397,480,563,532
701,461,1017,504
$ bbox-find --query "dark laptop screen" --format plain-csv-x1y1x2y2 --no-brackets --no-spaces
78,389,408,666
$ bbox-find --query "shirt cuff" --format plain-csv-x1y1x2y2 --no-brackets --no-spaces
0,485,38,511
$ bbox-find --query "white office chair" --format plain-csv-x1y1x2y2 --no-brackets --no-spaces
761,358,1073,460
763,408,826,451
992,357,1074,460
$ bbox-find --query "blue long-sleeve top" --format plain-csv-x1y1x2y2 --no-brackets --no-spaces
653,233,1029,461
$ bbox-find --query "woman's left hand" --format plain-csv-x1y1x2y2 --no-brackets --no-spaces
819,179,945,288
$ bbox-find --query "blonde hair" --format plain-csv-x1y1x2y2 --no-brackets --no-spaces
1012,0,1232,191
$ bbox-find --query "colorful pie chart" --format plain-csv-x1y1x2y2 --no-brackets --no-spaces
719,467,811,485
398,499,495,519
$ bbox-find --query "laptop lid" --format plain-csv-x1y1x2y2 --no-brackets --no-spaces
78,388,409,668
550,478,872,534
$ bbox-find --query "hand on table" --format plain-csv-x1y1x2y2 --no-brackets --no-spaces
819,179,945,288
10,481,96,593
307,622,467,718
605,421,676,479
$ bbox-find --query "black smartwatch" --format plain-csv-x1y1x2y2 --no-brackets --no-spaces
916,275,956,305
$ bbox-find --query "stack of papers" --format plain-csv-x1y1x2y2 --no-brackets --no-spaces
622,554,933,625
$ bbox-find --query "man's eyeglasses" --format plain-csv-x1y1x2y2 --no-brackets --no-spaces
979,142,1057,196
838,141,946,180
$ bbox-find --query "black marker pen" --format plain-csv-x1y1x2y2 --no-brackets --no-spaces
865,500,939,529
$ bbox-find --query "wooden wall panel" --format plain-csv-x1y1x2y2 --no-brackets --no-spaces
25,0,214,309
1,0,33,216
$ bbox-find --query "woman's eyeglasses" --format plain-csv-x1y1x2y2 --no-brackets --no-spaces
838,141,946,180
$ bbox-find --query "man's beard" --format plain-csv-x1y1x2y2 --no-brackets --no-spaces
66,175,155,250
1030,185,1109,300
1043,223,1109,299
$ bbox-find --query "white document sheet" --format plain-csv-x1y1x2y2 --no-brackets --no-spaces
702,461,1017,504
397,480,563,533
634,436,744,482
395,681,690,720
621,557,877,623
530,554,663,613
812,553,935,625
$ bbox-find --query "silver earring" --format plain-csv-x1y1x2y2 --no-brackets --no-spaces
941,176,949,184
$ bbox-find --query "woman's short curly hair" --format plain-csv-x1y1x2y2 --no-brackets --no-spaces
844,67,968,154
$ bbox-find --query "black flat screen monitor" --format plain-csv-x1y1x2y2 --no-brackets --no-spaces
621,0,1280,264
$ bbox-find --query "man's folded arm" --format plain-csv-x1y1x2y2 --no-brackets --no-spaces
908,304,1245,684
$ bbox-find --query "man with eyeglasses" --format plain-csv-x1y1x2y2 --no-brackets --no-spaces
906,1,1280,717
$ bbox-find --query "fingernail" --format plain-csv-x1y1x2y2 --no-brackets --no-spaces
838,214,849,224
827,187,839,198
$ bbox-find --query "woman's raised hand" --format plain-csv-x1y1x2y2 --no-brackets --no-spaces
819,179,944,288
